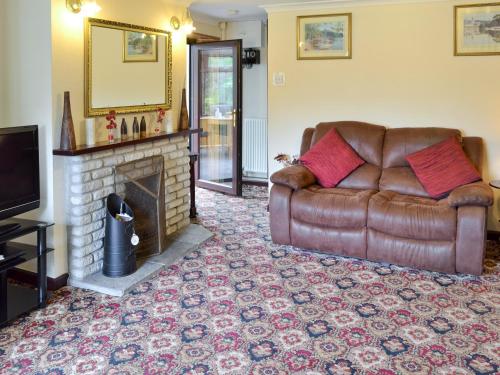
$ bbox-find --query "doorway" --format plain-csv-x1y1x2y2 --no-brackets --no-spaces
190,40,243,196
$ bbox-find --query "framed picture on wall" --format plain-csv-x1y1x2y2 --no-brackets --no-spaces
123,30,158,62
454,3,500,56
297,13,352,60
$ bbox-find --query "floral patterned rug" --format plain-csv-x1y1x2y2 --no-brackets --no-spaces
1,185,499,375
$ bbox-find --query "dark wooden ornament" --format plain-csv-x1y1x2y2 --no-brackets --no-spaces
140,116,147,138
59,91,77,150
179,88,189,131
133,117,140,140
120,119,128,141
189,153,198,218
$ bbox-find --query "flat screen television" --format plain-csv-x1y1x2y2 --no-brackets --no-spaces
0,126,40,234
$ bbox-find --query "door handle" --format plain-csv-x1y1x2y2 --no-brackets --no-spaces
232,109,237,128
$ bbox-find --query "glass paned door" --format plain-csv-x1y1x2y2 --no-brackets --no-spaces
191,40,242,196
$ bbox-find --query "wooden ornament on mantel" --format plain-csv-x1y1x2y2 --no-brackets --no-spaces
59,91,77,150
178,88,189,131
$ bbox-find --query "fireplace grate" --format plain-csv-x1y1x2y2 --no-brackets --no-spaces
115,156,166,258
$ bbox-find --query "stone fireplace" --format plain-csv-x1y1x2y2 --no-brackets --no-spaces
54,132,196,293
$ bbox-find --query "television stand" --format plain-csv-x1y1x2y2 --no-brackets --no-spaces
0,218,54,327
0,223,22,238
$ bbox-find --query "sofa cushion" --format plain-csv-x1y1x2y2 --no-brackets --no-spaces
379,167,428,197
337,164,381,191
299,129,365,188
291,185,376,228
380,127,463,197
383,127,461,168
367,229,456,274
291,222,367,259
311,122,386,166
305,122,386,190
462,137,483,175
368,191,456,241
406,136,481,198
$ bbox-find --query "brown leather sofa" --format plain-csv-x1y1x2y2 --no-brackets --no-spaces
270,121,493,275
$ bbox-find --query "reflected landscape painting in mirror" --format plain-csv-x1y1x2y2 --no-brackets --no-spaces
124,31,158,62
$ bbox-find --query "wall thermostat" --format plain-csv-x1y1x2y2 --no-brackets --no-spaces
272,72,286,87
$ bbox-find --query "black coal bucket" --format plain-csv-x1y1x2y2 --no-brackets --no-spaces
103,193,137,277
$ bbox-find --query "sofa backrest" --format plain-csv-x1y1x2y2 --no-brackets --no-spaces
380,127,483,197
301,123,484,196
462,136,484,176
302,121,386,190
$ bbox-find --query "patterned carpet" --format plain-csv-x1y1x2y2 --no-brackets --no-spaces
1,185,499,374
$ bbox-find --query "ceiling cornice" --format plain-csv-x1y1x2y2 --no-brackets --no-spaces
161,0,191,7
190,6,268,23
260,0,450,13
190,10,222,25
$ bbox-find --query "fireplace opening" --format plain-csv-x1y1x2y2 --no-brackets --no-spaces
115,155,166,258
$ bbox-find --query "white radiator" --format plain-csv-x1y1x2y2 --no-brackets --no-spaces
243,118,268,179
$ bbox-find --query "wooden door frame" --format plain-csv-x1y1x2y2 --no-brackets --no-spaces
190,39,243,196
187,32,220,44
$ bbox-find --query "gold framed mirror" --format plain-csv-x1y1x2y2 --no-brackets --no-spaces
84,18,172,117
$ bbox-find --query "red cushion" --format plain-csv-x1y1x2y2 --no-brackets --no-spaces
299,129,365,188
406,136,481,198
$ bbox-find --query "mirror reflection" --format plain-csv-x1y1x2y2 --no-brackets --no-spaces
85,18,172,117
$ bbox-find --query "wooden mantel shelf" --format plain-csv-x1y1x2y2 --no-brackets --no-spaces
53,129,200,156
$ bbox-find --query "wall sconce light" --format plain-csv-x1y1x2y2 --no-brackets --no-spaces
170,9,196,34
66,0,101,15
182,9,196,35
170,16,181,31
66,0,82,13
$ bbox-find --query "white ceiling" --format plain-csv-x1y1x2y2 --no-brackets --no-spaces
189,0,320,22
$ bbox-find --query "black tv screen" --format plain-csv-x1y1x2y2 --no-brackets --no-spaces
0,126,40,221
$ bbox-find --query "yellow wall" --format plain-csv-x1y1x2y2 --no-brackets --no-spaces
48,0,190,277
1,0,191,278
267,1,500,230
1,0,55,275
51,0,189,145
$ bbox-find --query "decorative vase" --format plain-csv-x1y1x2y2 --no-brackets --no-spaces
107,128,115,143
115,125,121,142
133,117,140,140
85,118,95,146
140,116,147,138
120,119,128,141
165,110,174,133
179,88,189,131
60,91,77,150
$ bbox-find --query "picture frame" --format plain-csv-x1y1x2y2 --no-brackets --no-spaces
85,18,172,117
454,3,500,56
123,30,158,62
297,13,352,60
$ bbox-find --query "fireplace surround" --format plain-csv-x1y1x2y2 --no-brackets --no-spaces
53,131,196,286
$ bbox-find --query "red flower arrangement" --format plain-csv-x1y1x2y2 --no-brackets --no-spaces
106,110,117,142
156,107,165,134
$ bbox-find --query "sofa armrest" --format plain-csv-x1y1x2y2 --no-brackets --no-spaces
270,165,316,190
447,182,493,207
